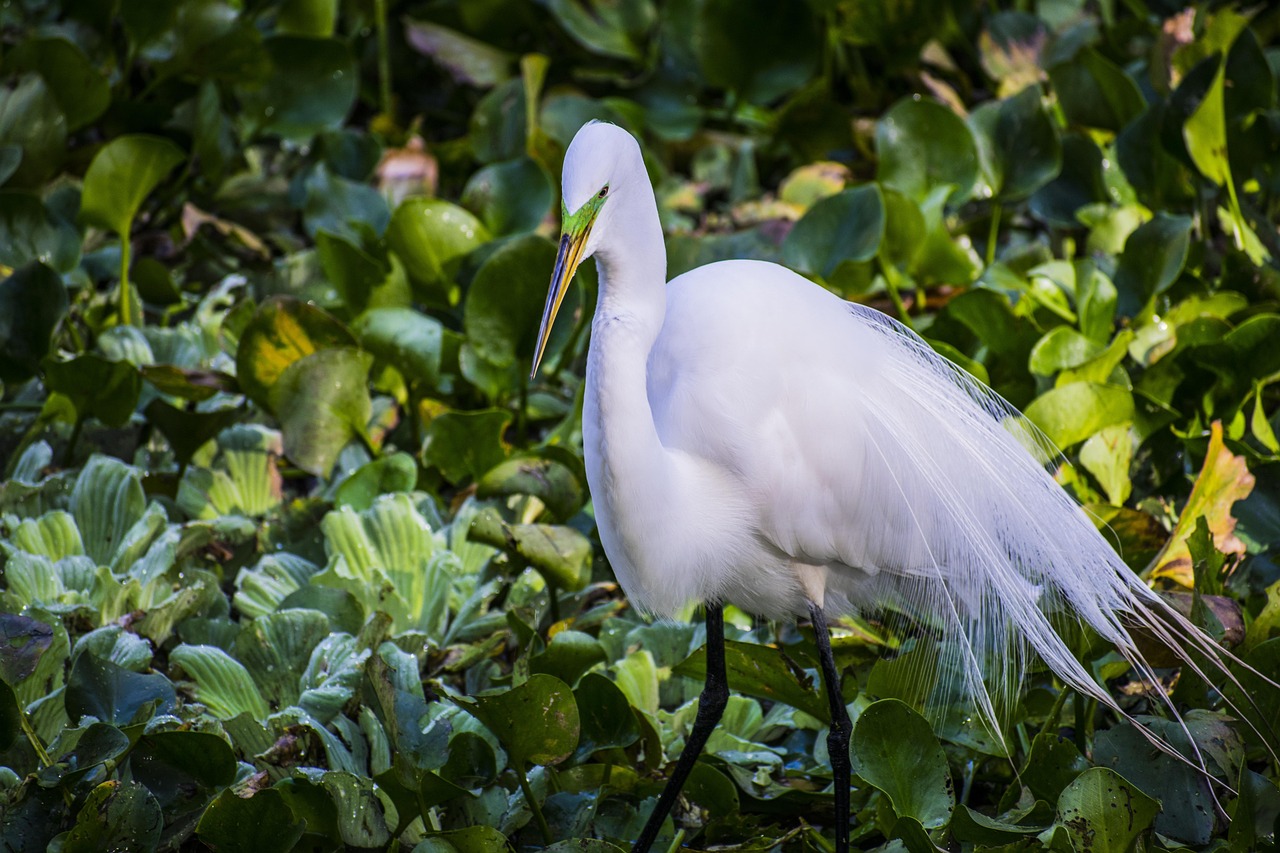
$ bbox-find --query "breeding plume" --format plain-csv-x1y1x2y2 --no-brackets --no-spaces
533,122,1260,853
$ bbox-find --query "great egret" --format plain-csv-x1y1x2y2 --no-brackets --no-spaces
532,122,1260,853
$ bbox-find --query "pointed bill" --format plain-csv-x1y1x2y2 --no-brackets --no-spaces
531,190,607,377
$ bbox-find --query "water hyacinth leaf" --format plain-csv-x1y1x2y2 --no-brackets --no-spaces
781,184,885,280
468,507,592,591
0,75,66,186
462,157,555,237
269,347,374,477
144,400,243,468
877,99,980,205
241,36,356,140
403,18,513,87
388,197,490,307
1028,327,1104,376
315,230,388,316
413,825,510,853
543,841,627,853
1113,214,1192,314
65,654,176,727
61,780,163,853
1028,133,1107,228
140,365,236,401
673,639,828,722
0,193,80,273
979,12,1047,97
460,673,579,766
334,452,419,510
43,355,142,428
197,788,305,853
1094,721,1217,844
5,37,109,132
131,730,237,790
353,307,445,391
465,234,573,370
531,630,607,687
852,699,954,829
363,644,450,777
301,164,391,241
0,614,54,684
79,135,185,238
422,409,512,484
951,804,1046,844
544,0,654,61
573,672,641,759
1021,732,1088,804
694,0,820,104
1079,424,1134,507
1048,48,1144,132
169,644,270,720
235,296,356,410
1023,382,1135,449
0,262,67,383
477,449,587,521
1052,767,1158,850
990,85,1061,201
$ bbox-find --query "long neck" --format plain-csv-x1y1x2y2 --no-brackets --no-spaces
583,181,670,504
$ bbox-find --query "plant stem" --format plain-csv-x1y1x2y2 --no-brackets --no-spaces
515,764,553,845
374,0,392,118
985,203,1002,267
119,234,133,326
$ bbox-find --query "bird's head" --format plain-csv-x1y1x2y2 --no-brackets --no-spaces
532,121,644,377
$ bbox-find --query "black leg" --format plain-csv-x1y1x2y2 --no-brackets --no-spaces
809,600,851,853
632,603,728,853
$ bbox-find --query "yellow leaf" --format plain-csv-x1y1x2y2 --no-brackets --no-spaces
1145,421,1254,586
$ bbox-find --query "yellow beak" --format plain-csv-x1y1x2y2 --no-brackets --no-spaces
532,190,606,377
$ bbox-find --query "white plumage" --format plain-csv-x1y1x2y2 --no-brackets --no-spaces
534,122,1264,850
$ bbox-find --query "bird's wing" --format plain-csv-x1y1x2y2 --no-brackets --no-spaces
650,261,1244,744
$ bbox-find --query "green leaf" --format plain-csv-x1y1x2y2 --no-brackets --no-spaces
693,0,821,104
877,99,980,204
462,157,555,237
334,452,419,510
0,614,54,685
1052,767,1158,851
62,781,163,853
970,86,1062,201
70,455,147,567
1113,214,1192,314
781,184,885,279
460,673,580,766
0,75,67,186
65,653,175,727
476,449,587,522
0,192,81,273
422,409,512,485
1021,732,1088,804
0,263,67,384
79,135,185,237
233,609,332,710
1079,424,1134,506
363,643,450,777
387,198,490,307
1028,326,1104,376
543,0,655,61
144,400,243,468
673,639,828,722
1048,48,1144,132
353,307,445,390
269,347,373,477
43,355,142,428
241,36,357,140
4,37,110,132
197,788,305,853
133,730,237,789
467,507,592,590
235,295,357,410
531,631,607,687
1024,382,1135,448
852,699,954,829
464,234,573,370
170,644,271,720
413,825,510,853
572,672,641,759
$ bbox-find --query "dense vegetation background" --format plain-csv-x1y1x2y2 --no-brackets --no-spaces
0,0,1278,850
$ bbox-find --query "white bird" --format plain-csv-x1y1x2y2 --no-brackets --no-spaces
532,121,1265,853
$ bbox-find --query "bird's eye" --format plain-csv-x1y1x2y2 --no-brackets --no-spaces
598,186,609,199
